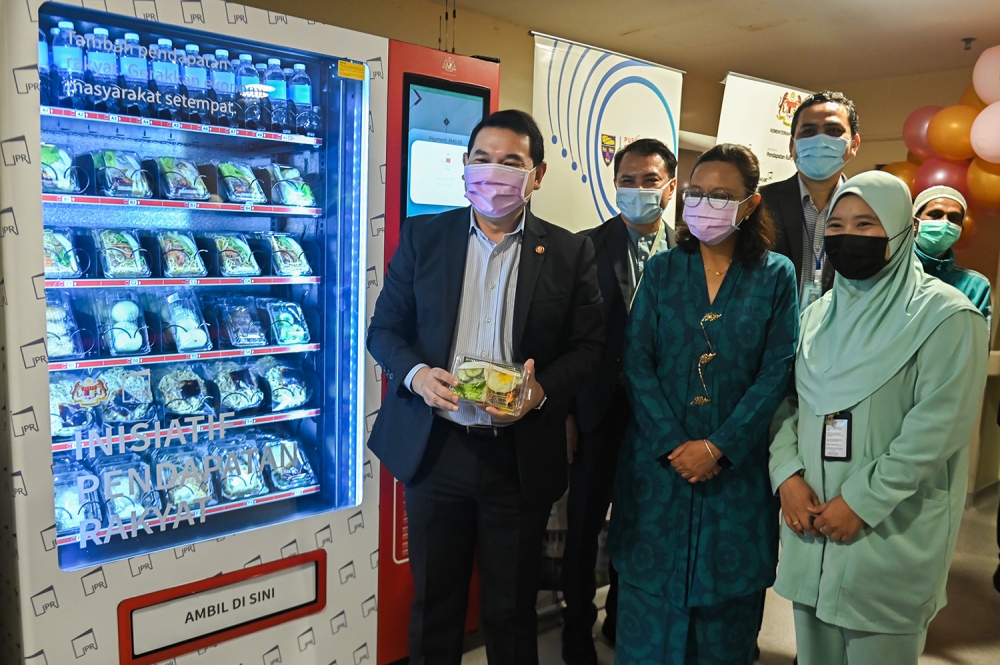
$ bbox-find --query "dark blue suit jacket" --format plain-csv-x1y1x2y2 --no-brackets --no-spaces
366,206,604,504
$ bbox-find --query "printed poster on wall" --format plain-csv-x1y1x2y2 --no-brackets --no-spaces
716,72,813,186
531,34,683,233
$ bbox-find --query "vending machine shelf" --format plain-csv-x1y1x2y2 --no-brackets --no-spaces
51,407,322,452
41,105,324,147
48,343,321,371
54,484,322,547
42,193,322,216
45,276,321,289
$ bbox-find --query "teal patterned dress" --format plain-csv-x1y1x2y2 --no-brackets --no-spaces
608,247,799,664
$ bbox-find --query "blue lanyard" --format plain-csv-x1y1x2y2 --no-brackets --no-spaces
802,216,825,272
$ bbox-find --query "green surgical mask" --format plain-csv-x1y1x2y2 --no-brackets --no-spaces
916,218,962,256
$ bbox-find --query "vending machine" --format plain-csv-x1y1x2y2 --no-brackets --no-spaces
378,39,499,664
0,2,388,664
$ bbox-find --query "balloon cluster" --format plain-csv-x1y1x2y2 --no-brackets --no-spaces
882,45,1000,249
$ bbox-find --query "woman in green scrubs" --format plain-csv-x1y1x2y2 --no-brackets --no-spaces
769,170,988,665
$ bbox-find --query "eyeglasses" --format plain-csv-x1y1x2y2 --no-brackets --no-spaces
681,189,754,210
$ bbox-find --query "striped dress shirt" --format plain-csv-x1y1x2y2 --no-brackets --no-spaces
405,208,523,426
798,175,844,294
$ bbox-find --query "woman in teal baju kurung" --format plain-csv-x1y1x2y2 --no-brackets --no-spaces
608,144,799,665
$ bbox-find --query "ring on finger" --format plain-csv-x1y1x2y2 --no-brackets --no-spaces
791,520,801,527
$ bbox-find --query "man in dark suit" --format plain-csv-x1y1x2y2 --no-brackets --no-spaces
367,110,604,665
761,91,861,308
560,138,677,665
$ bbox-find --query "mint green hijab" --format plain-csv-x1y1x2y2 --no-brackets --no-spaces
796,170,978,416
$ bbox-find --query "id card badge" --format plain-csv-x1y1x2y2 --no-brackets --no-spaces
822,412,852,461
801,279,822,311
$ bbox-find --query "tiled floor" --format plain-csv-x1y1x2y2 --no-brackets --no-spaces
461,490,1000,664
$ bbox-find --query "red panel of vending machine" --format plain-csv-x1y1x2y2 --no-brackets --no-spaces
378,39,499,664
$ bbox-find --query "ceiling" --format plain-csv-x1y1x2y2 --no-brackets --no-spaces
457,0,999,87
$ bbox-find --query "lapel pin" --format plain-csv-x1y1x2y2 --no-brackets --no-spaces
535,245,545,255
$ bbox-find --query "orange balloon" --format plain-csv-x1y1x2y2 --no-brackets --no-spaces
906,150,925,165
960,83,988,112
927,105,980,160
880,161,920,197
968,157,1000,208
954,206,978,251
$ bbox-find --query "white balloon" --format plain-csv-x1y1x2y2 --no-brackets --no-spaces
973,44,1000,105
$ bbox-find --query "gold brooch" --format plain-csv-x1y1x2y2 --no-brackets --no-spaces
692,312,721,405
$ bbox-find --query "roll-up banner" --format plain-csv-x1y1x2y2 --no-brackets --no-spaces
531,34,684,233
716,72,813,186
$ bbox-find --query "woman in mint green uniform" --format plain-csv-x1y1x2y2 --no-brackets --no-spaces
769,171,988,665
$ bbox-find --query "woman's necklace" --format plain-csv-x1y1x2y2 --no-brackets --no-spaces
704,259,732,276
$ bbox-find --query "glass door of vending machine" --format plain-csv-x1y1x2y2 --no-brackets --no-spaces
38,4,368,571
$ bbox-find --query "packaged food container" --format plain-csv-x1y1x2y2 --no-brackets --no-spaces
91,150,152,198
206,233,260,277
210,437,268,501
254,433,318,491
266,164,316,207
41,144,85,194
163,290,212,352
46,290,85,359
450,355,527,416
252,356,311,412
49,371,103,439
43,227,84,279
204,360,264,412
217,161,266,204
216,296,267,347
262,299,310,345
158,230,208,278
90,453,161,522
155,364,215,417
99,293,150,356
53,461,102,535
155,156,210,200
150,445,217,508
97,367,156,425
94,229,151,278
260,232,312,276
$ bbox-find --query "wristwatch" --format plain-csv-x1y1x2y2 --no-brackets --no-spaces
533,394,548,410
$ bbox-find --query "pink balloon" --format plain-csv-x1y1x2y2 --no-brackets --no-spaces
971,101,1000,163
973,44,1000,105
902,105,942,160
914,157,971,197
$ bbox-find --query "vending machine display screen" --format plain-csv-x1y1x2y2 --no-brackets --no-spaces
37,5,368,570
402,76,489,218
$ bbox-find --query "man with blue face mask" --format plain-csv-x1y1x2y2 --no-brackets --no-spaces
912,186,992,332
561,138,676,665
762,91,861,310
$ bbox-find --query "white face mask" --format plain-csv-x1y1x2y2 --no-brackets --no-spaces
616,185,668,224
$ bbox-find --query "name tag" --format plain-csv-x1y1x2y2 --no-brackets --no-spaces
823,412,852,461
801,280,822,310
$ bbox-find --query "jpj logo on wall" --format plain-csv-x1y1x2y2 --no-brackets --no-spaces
531,35,683,231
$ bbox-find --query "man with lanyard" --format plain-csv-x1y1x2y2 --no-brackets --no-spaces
562,138,676,665
913,186,992,331
762,91,861,309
